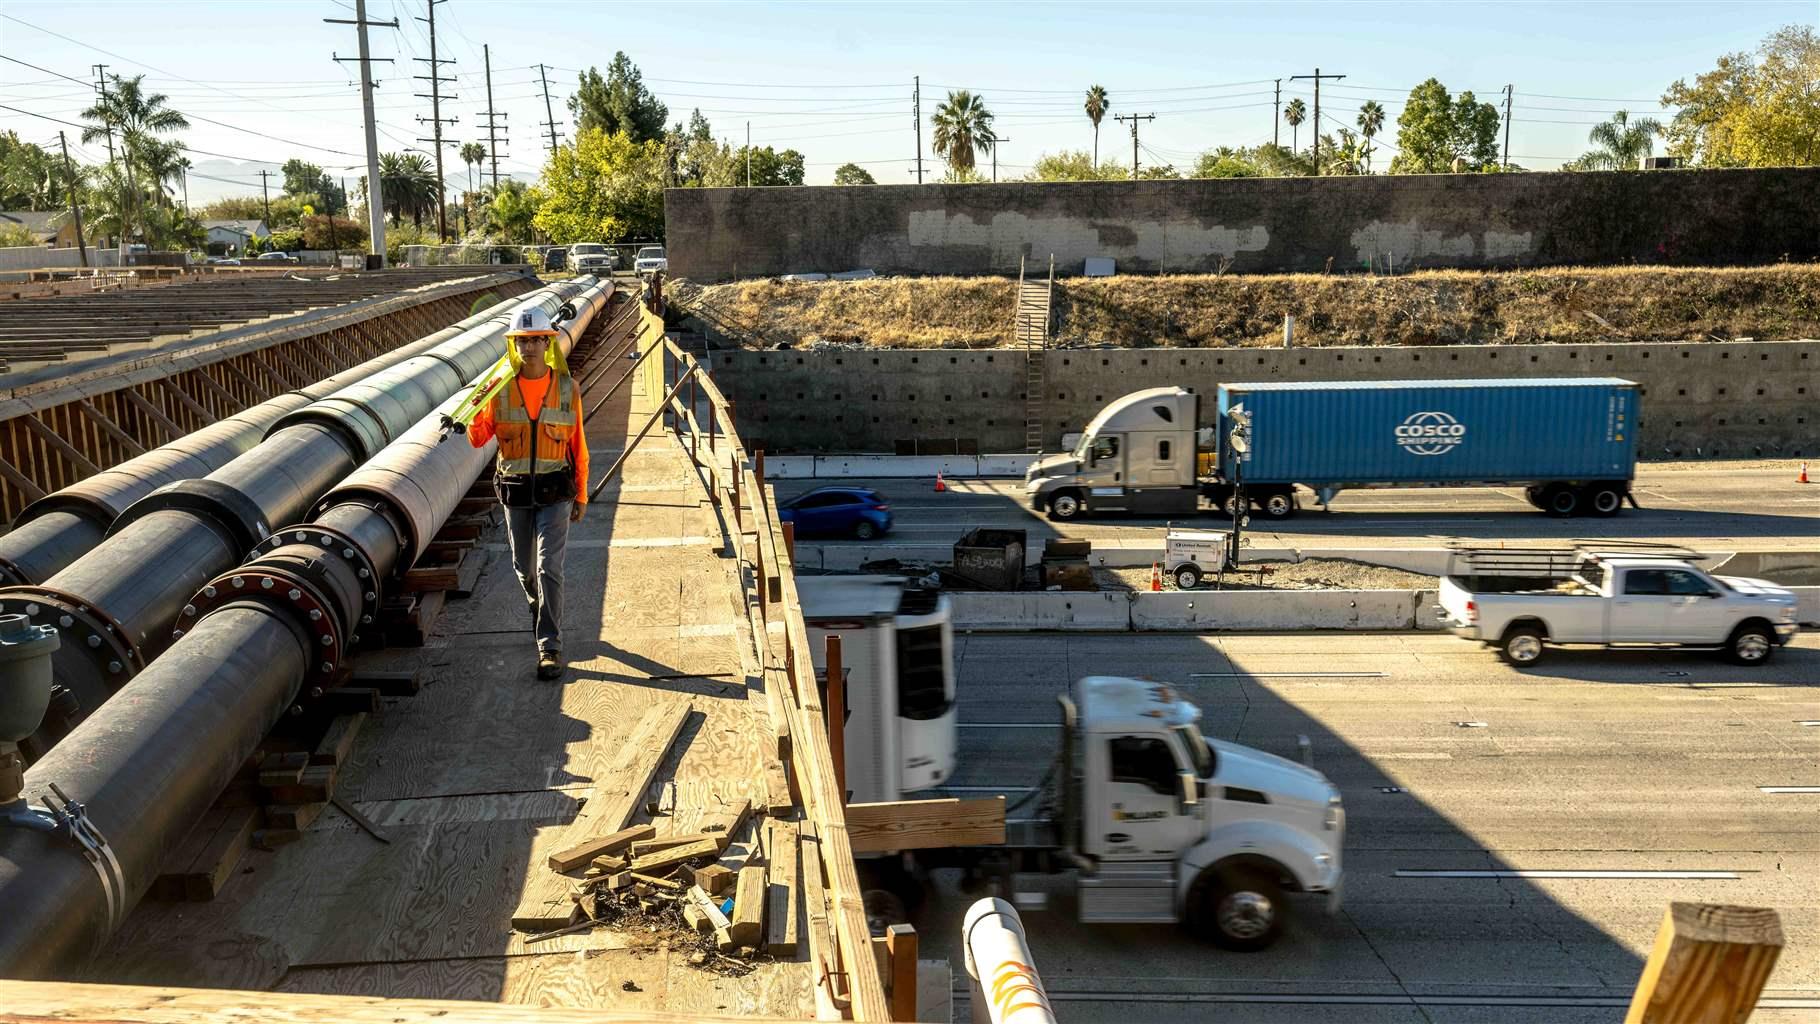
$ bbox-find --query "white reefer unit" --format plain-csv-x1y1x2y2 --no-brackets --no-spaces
796,575,956,804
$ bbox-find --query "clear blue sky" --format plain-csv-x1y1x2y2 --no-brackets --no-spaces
1,0,1811,203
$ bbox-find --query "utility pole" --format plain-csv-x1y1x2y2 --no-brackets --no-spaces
57,131,89,267
91,64,120,247
1501,84,1514,171
746,122,752,186
535,63,562,154
327,0,399,268
412,0,456,242
481,44,508,190
1289,67,1345,173
1114,112,1154,179
1273,79,1281,148
328,175,341,254
983,132,1009,182
259,170,272,227
913,75,924,185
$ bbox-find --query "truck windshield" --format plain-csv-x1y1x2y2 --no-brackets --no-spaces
1173,724,1214,778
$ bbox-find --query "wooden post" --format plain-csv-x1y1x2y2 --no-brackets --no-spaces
885,924,918,1021
782,520,796,562
688,374,698,460
1624,903,1783,1024
754,448,766,492
826,634,846,804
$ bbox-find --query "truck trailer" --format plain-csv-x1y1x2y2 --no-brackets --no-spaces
1024,378,1640,521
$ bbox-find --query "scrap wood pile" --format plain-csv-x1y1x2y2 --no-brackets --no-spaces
510,702,804,975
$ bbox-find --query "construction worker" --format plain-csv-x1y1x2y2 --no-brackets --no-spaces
466,306,588,680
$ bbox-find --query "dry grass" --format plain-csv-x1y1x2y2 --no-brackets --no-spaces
673,264,1820,349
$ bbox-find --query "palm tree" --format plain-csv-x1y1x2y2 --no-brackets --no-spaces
1283,98,1307,154
1084,85,1110,168
1356,100,1386,172
79,74,188,245
460,141,487,193
931,90,995,174
1583,110,1663,170
379,152,438,228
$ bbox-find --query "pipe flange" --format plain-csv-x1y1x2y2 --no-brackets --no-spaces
0,585,146,681
243,523,381,640
182,564,344,680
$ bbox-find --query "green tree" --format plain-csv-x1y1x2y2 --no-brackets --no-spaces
1084,84,1110,167
1027,149,1124,181
568,53,669,143
533,127,666,242
1356,100,1386,172
0,132,74,211
1317,129,1373,175
832,162,876,185
1136,162,1180,180
485,179,542,244
1283,98,1307,153
732,146,806,187
459,142,487,193
931,90,995,174
80,73,188,245
1578,110,1663,170
1389,78,1501,173
302,214,366,250
1662,24,1819,166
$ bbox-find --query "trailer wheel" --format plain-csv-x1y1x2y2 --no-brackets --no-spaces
1191,866,1286,952
1259,491,1296,520
1587,484,1625,517
1046,491,1082,522
1499,625,1547,666
1539,485,1580,518
1174,565,1202,590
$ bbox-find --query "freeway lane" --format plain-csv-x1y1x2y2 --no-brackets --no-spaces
777,460,1820,555
911,631,1820,1023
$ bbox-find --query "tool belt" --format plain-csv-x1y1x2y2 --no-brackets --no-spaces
495,468,576,509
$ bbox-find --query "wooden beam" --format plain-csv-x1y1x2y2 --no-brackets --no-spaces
764,819,800,955
217,359,272,402
191,366,243,411
826,634,845,804
728,864,766,948
0,453,48,504
845,797,1007,854
119,387,185,443
0,979,813,1024
16,413,102,477
885,924,918,1022
156,376,214,424
74,400,147,458
628,837,720,874
1623,903,1783,1024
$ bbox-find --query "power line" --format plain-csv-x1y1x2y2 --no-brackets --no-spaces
0,102,85,129
1112,112,1155,178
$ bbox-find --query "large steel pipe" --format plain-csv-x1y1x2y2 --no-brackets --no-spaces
0,281,595,753
0,278,612,976
0,287,536,587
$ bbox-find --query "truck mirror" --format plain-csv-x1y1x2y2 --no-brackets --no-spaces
1178,771,1199,809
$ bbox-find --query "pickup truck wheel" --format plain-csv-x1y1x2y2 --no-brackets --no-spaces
1047,492,1082,522
1260,491,1297,520
1194,867,1286,952
1726,623,1775,665
1500,626,1547,666
1588,485,1625,517
1540,485,1580,518
1175,565,1202,590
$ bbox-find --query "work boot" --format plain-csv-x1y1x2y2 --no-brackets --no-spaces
536,651,563,681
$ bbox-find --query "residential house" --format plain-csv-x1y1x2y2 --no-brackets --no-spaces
202,219,269,255
0,210,82,248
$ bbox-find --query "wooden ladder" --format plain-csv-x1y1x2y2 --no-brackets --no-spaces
1016,255,1054,452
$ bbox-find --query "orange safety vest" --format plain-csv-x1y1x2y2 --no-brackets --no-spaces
492,370,576,477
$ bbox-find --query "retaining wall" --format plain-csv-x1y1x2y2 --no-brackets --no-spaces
666,168,1820,282
712,339,1820,457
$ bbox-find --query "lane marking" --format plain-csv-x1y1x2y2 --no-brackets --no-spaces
1374,752,1453,761
973,992,1820,1010
1759,786,1820,794
1795,721,1820,727
958,722,1060,729
1395,869,1743,880
1190,671,1387,678
1455,721,1489,728
936,785,1037,794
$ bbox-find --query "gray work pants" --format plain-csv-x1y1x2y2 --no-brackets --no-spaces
504,501,570,654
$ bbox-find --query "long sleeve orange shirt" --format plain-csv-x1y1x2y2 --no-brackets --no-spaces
468,373,590,505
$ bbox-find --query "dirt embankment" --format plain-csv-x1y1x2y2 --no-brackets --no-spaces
673,264,1820,349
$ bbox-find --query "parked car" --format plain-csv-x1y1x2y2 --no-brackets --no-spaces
256,251,298,264
634,245,667,276
543,247,568,272
569,242,616,275
777,486,892,540
205,257,241,266
1438,544,1799,666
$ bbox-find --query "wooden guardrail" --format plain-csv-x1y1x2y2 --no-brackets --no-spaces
640,303,894,1021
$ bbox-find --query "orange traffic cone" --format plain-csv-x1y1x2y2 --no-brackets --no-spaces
934,470,946,493
1151,563,1163,592
1801,461,1811,484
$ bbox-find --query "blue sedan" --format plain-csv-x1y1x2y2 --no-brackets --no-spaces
777,487,893,540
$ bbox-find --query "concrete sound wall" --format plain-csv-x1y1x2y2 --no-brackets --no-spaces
707,339,1820,458
665,168,1820,282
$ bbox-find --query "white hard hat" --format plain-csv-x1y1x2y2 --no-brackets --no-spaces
507,306,557,337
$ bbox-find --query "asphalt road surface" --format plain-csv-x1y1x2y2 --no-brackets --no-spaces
907,631,1820,1023
778,460,1820,555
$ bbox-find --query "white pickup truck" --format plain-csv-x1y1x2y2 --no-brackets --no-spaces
1438,546,1799,666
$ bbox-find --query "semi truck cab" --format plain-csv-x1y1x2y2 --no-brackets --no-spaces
1025,387,1209,521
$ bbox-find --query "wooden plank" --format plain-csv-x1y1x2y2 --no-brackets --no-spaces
348,668,421,696
317,687,382,715
729,864,766,948
885,924,918,1022
182,805,260,901
691,862,735,896
309,713,367,768
258,751,308,787
266,763,336,806
1623,903,1783,1024
266,802,326,831
151,808,232,901
763,756,794,815
765,819,800,956
628,837,720,874
844,797,1007,854
546,823,655,873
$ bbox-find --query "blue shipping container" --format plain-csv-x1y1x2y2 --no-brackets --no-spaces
1217,378,1638,486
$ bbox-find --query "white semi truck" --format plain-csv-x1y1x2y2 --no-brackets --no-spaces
797,575,1345,950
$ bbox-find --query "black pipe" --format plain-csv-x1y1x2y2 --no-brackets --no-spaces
0,288,538,587
0,278,615,976
0,281,594,751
